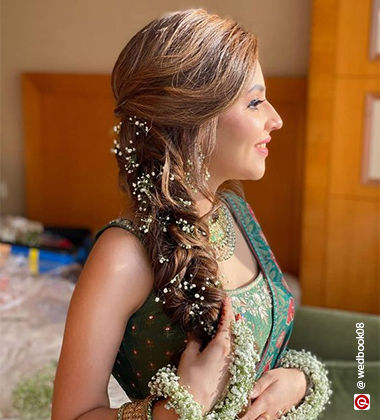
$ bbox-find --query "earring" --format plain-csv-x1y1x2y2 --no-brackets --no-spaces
184,143,210,193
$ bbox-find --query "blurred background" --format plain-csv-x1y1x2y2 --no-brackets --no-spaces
0,0,379,419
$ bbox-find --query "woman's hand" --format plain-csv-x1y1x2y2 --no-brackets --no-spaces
176,294,236,415
238,367,308,420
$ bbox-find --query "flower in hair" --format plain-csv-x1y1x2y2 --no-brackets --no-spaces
110,115,151,175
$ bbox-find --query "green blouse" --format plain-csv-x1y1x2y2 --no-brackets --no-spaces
93,217,273,401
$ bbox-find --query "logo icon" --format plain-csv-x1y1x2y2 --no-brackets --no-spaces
354,394,370,410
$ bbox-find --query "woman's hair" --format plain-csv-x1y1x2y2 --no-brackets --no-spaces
111,8,258,347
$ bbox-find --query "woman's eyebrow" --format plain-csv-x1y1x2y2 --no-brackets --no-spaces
247,83,265,93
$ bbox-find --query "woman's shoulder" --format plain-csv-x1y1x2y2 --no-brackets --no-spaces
92,217,150,275
94,216,144,243
91,217,154,313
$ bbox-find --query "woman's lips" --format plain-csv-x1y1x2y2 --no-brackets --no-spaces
255,144,269,156
254,137,270,156
254,137,271,145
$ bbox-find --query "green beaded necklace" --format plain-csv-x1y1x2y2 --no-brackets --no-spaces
208,201,236,262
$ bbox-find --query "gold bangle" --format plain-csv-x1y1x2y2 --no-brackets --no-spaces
116,402,128,420
119,395,157,420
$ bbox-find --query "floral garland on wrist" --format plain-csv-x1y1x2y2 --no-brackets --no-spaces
148,365,204,420
277,349,333,420
147,321,333,420
203,315,260,419
147,315,261,420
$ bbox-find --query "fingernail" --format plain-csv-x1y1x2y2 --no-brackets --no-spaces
235,313,242,321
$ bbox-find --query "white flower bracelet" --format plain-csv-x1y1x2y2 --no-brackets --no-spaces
147,315,261,420
147,320,333,420
203,316,260,419
277,348,334,420
147,364,204,419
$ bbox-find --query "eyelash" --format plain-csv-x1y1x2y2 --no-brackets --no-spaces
248,99,265,110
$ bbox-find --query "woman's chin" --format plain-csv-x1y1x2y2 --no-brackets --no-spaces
248,164,266,180
239,169,266,181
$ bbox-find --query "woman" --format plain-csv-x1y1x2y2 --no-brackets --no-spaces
51,8,332,420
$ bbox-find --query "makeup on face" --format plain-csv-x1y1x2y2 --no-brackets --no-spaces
247,81,269,156
247,83,265,94
254,142,269,157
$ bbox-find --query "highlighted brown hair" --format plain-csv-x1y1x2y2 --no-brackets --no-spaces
111,8,258,345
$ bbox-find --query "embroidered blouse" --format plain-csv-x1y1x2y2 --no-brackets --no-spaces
91,191,295,401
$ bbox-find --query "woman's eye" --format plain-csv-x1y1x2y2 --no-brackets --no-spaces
248,99,265,110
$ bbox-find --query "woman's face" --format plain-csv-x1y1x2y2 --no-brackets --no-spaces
210,60,283,185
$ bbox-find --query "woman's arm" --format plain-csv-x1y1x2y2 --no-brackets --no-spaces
152,398,179,420
51,227,155,420
71,398,177,420
74,407,118,419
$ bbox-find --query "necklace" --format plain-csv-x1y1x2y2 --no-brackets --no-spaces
207,201,236,262
207,201,237,288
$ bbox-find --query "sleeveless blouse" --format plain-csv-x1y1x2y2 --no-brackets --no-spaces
92,192,295,401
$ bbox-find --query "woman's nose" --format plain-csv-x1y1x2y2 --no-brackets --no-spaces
273,113,283,131
269,106,283,131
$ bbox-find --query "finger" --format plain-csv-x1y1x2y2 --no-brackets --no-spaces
203,296,234,357
223,294,235,322
239,395,269,420
185,331,202,352
242,383,278,420
216,295,234,336
250,372,275,399
273,407,288,418
202,297,231,357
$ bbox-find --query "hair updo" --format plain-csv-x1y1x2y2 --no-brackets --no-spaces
110,8,258,346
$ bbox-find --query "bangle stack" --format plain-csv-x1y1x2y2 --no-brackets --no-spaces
277,348,333,419
116,395,159,420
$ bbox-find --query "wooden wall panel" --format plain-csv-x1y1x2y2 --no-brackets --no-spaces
330,78,380,198
336,0,380,75
22,73,124,232
326,198,379,313
301,0,379,314
300,0,341,307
